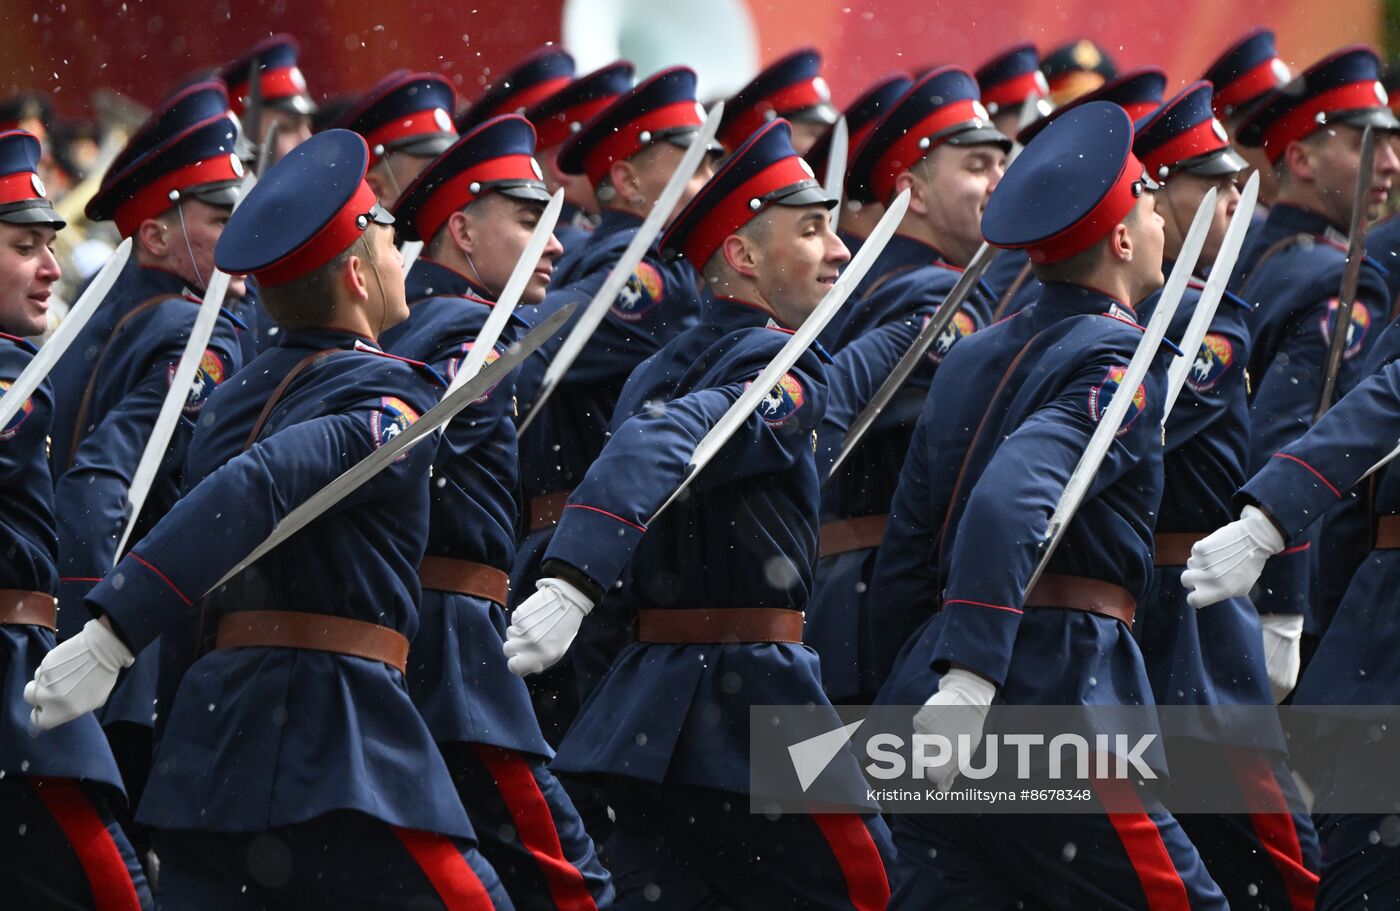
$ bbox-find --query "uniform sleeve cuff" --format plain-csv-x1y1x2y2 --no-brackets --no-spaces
86,552,194,653
1238,452,1342,538
928,598,1022,689
542,504,646,593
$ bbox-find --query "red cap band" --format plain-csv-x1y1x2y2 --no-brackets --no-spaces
0,170,45,207
581,100,703,186
1213,58,1287,117
364,108,454,167
534,94,617,149
254,180,378,286
724,78,828,148
982,71,1048,111
413,154,543,242
1142,118,1229,177
1024,152,1143,263
683,155,816,267
230,66,307,116
1261,80,1387,164
496,76,573,118
113,154,243,238
873,98,982,205
1121,99,1163,122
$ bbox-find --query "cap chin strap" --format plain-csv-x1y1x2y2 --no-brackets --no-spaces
359,232,393,339
451,198,498,298
175,201,211,293
378,153,404,203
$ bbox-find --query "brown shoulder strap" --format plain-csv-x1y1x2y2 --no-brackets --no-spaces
991,260,1035,321
861,263,922,300
66,293,187,469
1238,233,1313,290
243,349,341,451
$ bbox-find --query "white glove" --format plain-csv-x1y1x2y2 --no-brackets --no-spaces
503,577,594,677
1259,613,1304,703
1181,506,1285,609
912,668,997,791
25,618,134,731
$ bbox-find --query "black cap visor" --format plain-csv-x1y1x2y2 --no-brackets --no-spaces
492,179,553,204
1326,106,1400,133
382,132,456,160
1177,146,1249,178
0,199,65,229
786,101,839,126
186,180,243,209
768,178,837,210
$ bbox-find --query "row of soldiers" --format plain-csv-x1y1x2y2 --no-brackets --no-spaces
4,24,1400,911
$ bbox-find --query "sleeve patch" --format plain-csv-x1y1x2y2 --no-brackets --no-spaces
370,396,421,457
171,349,227,417
0,380,34,441
1088,365,1146,437
446,341,502,402
926,309,978,364
1319,298,1370,359
610,261,665,322
1186,333,1235,392
748,372,806,426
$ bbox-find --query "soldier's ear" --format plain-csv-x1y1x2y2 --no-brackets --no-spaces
1282,140,1316,183
722,232,760,278
137,218,169,259
446,210,475,257
343,247,372,303
895,170,928,216
609,159,642,204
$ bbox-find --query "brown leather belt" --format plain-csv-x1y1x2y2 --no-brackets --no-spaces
636,608,805,644
1376,515,1400,550
1153,532,1202,567
526,491,572,534
1025,574,1136,628
819,514,888,558
214,611,409,674
0,590,57,630
419,556,510,607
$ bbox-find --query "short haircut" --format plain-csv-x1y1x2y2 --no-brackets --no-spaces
700,211,770,285
257,235,367,328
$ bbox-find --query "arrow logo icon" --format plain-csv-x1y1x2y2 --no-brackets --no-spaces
787,719,864,792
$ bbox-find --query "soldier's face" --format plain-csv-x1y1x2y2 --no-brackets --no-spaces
266,109,312,161
0,223,60,337
540,149,597,213
166,200,246,298
630,142,715,222
363,223,408,330
751,205,849,327
459,195,563,305
787,120,827,156
1123,191,1166,302
1159,172,1241,268
1309,125,1399,224
909,144,1006,266
367,152,433,210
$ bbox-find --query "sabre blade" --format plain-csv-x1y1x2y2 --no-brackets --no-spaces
207,304,575,594
400,240,425,274
446,189,565,395
1161,172,1259,420
1315,124,1375,422
517,101,724,434
649,190,912,523
1025,187,1218,594
824,116,849,232
0,237,133,430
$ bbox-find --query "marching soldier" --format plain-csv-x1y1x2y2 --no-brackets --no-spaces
872,101,1227,908
28,129,515,909
50,109,250,855
0,129,152,910
802,72,912,258
219,34,318,163
329,69,458,209
1229,46,1399,689
809,66,1010,702
718,47,838,155
456,46,576,134
504,118,898,910
1132,83,1320,910
383,114,614,909
509,66,717,734
522,61,636,252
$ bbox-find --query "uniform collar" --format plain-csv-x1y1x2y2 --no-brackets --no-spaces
135,263,201,299
706,294,782,329
278,326,380,351
1268,202,1347,242
0,331,38,354
1034,281,1139,323
406,258,494,303
886,231,950,266
595,208,645,238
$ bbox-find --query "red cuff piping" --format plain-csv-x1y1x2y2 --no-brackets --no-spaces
943,598,1024,615
130,553,193,607
562,504,648,533
1271,453,1340,497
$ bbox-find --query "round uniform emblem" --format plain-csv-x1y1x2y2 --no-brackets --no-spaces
290,67,308,93
1320,299,1371,359
174,349,227,417
449,341,503,402
370,396,420,458
1270,58,1292,84
1211,119,1228,142
0,379,34,441
29,172,45,198
229,153,245,178
1186,333,1234,392
751,373,806,426
1088,365,1147,437
433,107,453,132
926,309,976,363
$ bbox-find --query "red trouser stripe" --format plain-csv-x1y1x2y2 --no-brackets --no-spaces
31,778,143,911
1227,748,1318,911
472,744,598,911
390,826,497,910
1091,775,1192,911
811,814,891,911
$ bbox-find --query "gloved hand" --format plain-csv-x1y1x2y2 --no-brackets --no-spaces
503,577,594,677
1181,505,1285,609
1259,613,1304,703
912,668,997,791
25,618,134,731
